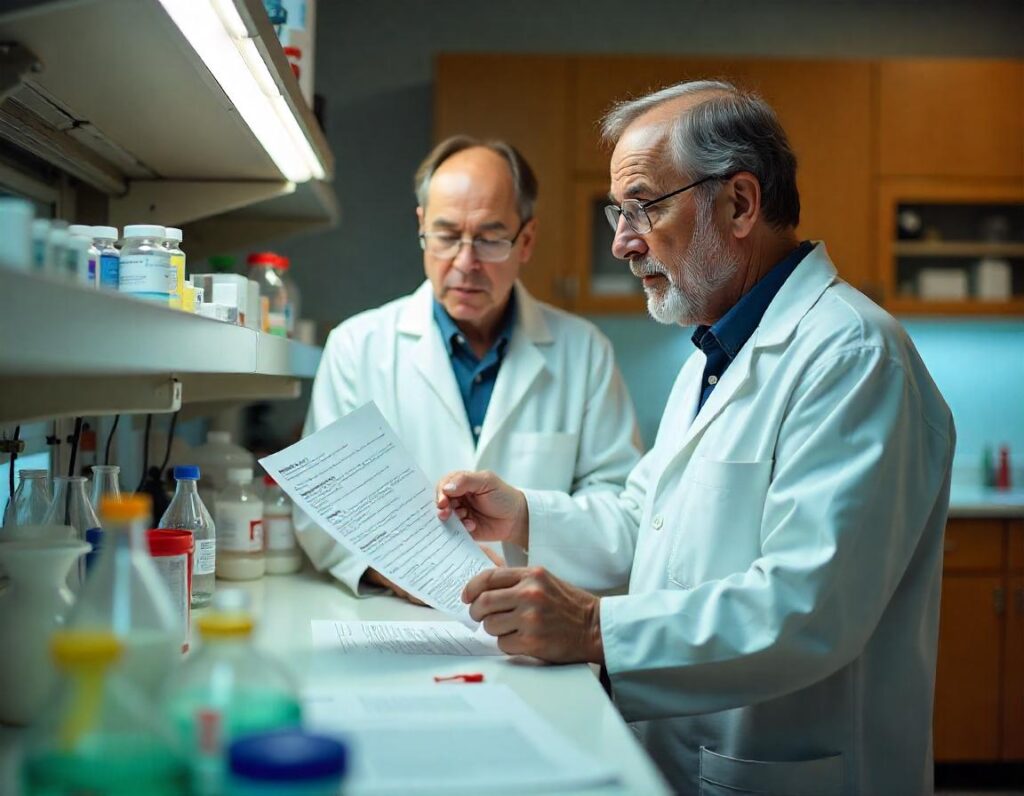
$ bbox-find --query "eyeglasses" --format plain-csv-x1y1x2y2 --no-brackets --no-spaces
604,174,721,235
419,219,530,263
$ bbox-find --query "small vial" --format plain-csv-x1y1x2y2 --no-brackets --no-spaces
119,224,173,302
215,468,264,581
91,226,121,290
164,227,186,310
68,224,98,286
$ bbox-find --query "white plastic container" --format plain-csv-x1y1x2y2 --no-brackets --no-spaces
67,225,98,287
119,224,174,303
0,198,33,271
30,219,52,271
262,476,302,574
215,469,264,581
191,431,255,513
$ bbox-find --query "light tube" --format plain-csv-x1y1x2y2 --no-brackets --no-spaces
158,0,325,183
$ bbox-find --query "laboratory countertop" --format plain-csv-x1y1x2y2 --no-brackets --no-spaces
948,485,1024,518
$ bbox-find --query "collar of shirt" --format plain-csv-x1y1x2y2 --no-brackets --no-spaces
432,289,517,363
692,240,815,360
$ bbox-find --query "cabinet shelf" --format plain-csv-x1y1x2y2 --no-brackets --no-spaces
894,241,1024,258
0,269,322,423
888,298,1024,317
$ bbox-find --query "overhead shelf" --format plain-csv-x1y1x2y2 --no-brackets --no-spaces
894,241,1024,258
0,0,335,246
0,269,322,423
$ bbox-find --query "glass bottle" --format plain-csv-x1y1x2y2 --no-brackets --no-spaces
68,494,181,694
159,465,216,607
89,464,122,511
215,468,264,581
166,589,302,795
262,475,302,574
44,476,102,576
4,469,52,528
91,225,120,290
164,227,186,310
119,224,173,304
246,252,289,335
21,630,187,795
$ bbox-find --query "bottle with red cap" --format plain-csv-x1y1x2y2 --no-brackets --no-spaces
246,252,290,337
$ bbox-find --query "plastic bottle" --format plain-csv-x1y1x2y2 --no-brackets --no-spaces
47,226,69,279
159,465,216,607
277,254,301,337
227,730,348,796
996,446,1012,491
44,476,102,575
21,630,187,795
30,219,52,271
89,464,122,511
164,227,186,310
166,589,302,795
67,224,98,287
215,469,264,580
119,224,173,303
247,252,289,336
981,445,995,489
68,494,181,694
262,475,302,574
4,469,52,528
192,431,255,513
91,226,120,290
0,197,33,271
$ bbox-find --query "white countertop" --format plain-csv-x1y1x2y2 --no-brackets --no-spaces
948,485,1024,518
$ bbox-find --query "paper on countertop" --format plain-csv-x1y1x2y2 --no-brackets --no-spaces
311,619,503,656
259,402,493,627
303,684,619,794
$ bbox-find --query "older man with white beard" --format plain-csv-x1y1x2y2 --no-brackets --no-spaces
436,81,954,795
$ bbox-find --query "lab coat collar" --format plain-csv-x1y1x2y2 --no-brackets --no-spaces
753,241,838,350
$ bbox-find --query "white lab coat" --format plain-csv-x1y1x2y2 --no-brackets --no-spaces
296,280,641,594
525,244,955,796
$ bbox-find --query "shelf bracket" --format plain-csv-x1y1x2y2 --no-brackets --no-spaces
0,41,42,105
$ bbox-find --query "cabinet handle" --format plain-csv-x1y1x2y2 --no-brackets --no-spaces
993,587,1006,615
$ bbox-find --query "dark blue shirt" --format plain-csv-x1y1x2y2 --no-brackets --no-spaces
692,241,814,412
432,292,517,444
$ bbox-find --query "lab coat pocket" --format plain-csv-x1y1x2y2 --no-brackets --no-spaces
667,459,772,587
699,747,843,796
503,431,578,492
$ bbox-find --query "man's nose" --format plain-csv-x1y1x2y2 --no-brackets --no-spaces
611,216,648,261
452,239,481,271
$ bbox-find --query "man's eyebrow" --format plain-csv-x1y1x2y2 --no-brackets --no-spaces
624,182,655,199
431,218,459,230
476,221,508,233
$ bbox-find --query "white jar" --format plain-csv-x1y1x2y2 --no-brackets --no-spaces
215,468,264,581
262,476,302,574
119,224,174,303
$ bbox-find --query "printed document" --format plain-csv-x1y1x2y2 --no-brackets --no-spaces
303,684,619,794
259,402,493,626
311,619,502,656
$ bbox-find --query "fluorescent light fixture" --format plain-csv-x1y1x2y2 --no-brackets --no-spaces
157,0,325,182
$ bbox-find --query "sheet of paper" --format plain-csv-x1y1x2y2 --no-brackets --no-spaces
303,684,619,795
259,402,492,626
311,620,503,656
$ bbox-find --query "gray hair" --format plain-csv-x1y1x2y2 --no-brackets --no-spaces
601,80,800,229
414,135,538,222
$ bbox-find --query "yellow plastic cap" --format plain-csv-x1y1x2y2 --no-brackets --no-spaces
51,631,123,667
98,493,152,522
196,612,255,638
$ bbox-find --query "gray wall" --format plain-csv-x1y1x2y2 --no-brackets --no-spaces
272,0,1024,328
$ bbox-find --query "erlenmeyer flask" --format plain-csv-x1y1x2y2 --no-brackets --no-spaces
44,476,102,576
3,469,51,529
89,465,122,511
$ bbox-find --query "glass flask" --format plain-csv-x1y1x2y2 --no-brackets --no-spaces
21,630,187,795
68,494,181,694
159,465,216,608
3,469,51,528
44,476,101,578
89,465,122,511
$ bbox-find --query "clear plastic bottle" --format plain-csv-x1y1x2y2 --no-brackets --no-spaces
262,475,302,575
164,227,186,310
91,225,120,290
278,255,301,337
47,226,69,279
44,476,102,576
68,494,181,693
159,465,216,607
4,469,52,528
166,589,302,795
89,464,122,511
246,252,289,336
22,630,187,795
215,469,264,581
192,431,255,515
67,224,98,287
119,224,173,303
31,219,53,271
0,196,33,271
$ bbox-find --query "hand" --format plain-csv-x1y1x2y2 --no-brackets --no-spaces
436,470,529,549
362,568,427,606
462,566,604,664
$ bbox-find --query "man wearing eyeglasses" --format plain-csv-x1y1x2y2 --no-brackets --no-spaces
436,82,954,794
297,135,641,600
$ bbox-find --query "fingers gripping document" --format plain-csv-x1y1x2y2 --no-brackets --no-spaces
259,402,493,626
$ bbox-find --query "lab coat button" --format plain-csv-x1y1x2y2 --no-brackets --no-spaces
708,375,719,385
474,374,483,384
473,425,482,435
652,514,664,530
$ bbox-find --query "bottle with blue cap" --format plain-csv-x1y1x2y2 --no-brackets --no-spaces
159,465,216,607
228,729,347,796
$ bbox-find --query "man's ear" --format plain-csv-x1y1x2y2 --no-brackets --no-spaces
724,172,760,240
517,217,539,263
416,206,425,233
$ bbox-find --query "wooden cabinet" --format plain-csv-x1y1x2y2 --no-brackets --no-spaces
878,60,1024,180
934,518,1024,762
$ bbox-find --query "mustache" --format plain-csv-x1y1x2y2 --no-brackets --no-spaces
630,256,669,280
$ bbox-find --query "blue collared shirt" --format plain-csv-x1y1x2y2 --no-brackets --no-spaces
692,240,815,412
432,292,517,444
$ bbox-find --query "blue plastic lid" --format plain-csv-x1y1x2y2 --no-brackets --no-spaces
173,465,200,480
229,730,347,782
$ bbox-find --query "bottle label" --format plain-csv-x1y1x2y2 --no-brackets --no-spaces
151,553,190,642
268,311,287,337
194,538,216,575
119,254,174,300
99,253,119,288
169,251,185,308
216,503,263,553
264,513,296,551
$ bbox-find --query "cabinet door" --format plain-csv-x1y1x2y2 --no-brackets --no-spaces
878,59,1024,180
434,55,572,306
1005,574,1024,760
933,574,1004,761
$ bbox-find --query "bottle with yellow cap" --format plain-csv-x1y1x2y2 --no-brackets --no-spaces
166,588,301,795
67,494,181,695
21,629,187,795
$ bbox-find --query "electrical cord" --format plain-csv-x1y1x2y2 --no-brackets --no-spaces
67,417,83,478
136,414,153,492
158,411,180,479
6,425,20,520
104,414,120,465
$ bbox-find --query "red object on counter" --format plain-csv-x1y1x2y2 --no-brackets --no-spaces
996,446,1012,490
433,673,485,683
